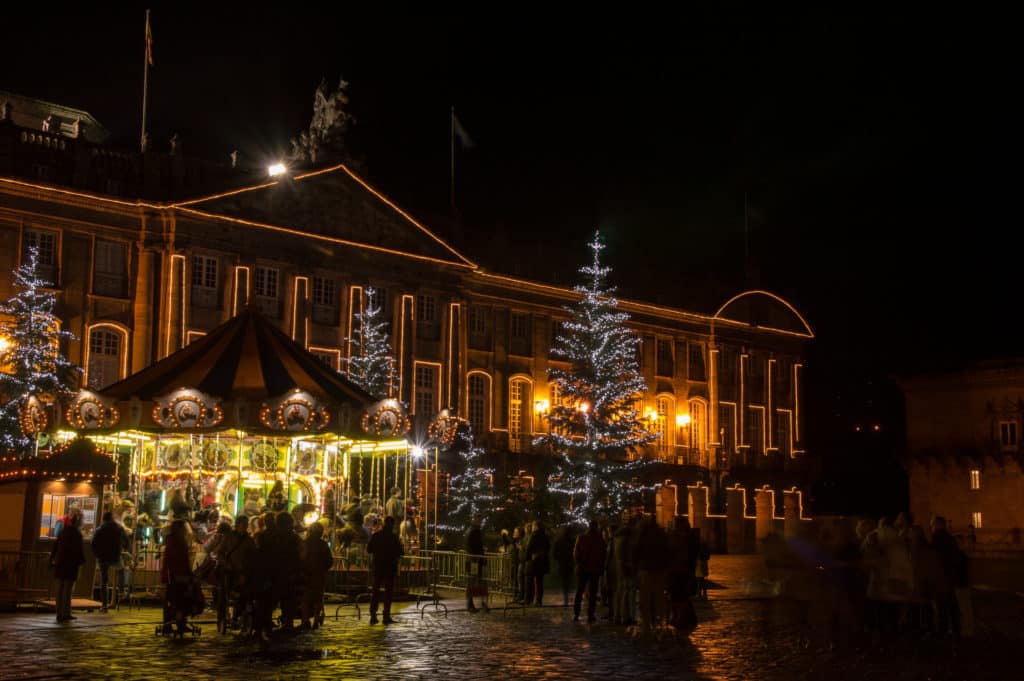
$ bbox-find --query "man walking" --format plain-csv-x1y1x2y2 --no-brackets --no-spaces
367,516,403,624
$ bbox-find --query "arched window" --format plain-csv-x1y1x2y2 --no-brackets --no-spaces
688,398,707,454
87,327,124,389
656,396,673,453
509,378,532,453
467,372,491,436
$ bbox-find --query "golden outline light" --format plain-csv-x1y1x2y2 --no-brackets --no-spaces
232,265,250,316
767,358,775,449
447,302,460,410
713,289,815,338
776,408,795,458
307,346,342,371
465,369,494,434
508,374,534,445
794,362,802,443
346,285,362,361
748,404,767,455
83,321,130,388
718,400,739,454
398,294,413,400
292,276,308,341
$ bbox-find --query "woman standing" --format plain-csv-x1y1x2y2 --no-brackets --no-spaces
51,509,85,622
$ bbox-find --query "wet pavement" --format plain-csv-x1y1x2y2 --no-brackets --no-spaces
1,555,1022,681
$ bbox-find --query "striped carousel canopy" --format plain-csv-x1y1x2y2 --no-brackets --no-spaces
82,309,378,436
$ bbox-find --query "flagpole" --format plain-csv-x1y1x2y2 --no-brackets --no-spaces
140,9,150,152
450,106,456,213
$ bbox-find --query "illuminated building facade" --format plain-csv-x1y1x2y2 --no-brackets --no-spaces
902,361,1024,546
0,93,814,527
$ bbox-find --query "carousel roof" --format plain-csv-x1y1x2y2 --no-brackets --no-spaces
101,308,375,406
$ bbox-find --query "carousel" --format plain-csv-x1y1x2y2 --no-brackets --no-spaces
58,310,416,550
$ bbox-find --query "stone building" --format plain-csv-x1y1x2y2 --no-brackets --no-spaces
0,91,815,534
902,361,1024,546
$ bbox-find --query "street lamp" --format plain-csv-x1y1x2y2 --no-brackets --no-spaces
268,162,287,177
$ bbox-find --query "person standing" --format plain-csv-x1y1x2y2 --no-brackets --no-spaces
300,522,334,629
367,516,403,624
525,521,551,606
519,522,534,604
91,511,127,612
385,487,405,533
508,526,523,602
465,515,489,612
553,525,576,607
634,515,671,634
160,519,194,632
51,509,85,622
573,520,607,623
613,515,638,625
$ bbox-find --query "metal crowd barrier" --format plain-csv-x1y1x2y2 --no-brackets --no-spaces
0,551,53,606
421,550,522,614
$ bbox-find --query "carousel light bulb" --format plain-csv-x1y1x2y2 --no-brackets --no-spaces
411,445,424,459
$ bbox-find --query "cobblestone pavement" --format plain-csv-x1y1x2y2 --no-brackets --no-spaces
1,556,1021,681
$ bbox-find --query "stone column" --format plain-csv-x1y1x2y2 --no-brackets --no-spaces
131,246,155,373
655,483,677,528
726,486,746,554
688,485,708,531
755,488,774,544
783,489,801,539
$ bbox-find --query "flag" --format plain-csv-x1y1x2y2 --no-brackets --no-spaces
145,11,154,66
453,112,474,149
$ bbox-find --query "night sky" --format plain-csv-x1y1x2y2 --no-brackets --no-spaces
1,7,1013,511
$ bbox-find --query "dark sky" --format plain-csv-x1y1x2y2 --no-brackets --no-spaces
1,7,1015,466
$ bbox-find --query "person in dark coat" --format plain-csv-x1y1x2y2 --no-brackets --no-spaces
508,526,523,602
465,515,489,612
525,521,551,606
160,519,194,631
367,515,403,624
573,520,607,623
300,522,334,629
91,511,127,612
634,516,671,634
930,515,964,636
553,525,576,607
667,516,697,630
273,512,303,631
51,509,85,622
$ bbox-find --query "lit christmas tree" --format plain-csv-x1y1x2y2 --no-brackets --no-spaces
535,232,657,525
438,421,500,534
0,246,80,455
343,287,398,400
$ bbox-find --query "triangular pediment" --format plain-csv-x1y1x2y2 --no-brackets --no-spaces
174,164,474,267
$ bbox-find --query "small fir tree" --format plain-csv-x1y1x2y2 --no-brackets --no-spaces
0,246,80,455
535,232,658,525
343,288,398,400
438,422,500,534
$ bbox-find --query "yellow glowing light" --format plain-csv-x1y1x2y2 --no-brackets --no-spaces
676,413,691,427
0,335,9,352
533,399,549,414
578,402,590,414
268,163,287,177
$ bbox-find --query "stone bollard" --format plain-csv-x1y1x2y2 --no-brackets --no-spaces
755,488,774,546
655,482,678,528
688,484,708,531
783,489,801,539
726,486,746,553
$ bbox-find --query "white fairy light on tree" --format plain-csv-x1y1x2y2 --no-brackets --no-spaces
535,231,658,526
0,246,80,455
437,421,499,534
343,287,398,401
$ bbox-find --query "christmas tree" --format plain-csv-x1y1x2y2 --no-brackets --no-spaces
535,232,657,526
344,287,398,400
437,421,500,535
0,246,80,455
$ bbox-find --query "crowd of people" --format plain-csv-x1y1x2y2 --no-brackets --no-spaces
495,513,711,634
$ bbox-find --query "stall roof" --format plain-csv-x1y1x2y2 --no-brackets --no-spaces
100,309,375,406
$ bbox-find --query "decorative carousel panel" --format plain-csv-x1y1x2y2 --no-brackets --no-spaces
152,389,225,429
361,399,411,438
428,408,464,446
249,442,280,472
201,439,232,469
65,390,120,430
292,443,319,476
18,395,48,436
259,391,330,432
161,442,187,470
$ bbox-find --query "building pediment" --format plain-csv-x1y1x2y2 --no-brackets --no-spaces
174,164,475,268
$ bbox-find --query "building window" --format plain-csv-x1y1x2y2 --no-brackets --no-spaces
720,348,738,389
87,328,122,389
312,276,337,325
310,350,339,371
1000,421,1018,450
468,305,490,350
510,312,532,356
776,410,792,457
22,229,57,284
972,511,983,529
93,240,127,298
656,340,674,377
688,342,706,381
688,399,707,453
468,373,490,435
414,364,439,416
970,469,981,490
253,266,279,317
416,294,439,340
656,396,672,452
747,407,764,457
719,403,736,456
509,378,532,453
190,255,218,308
